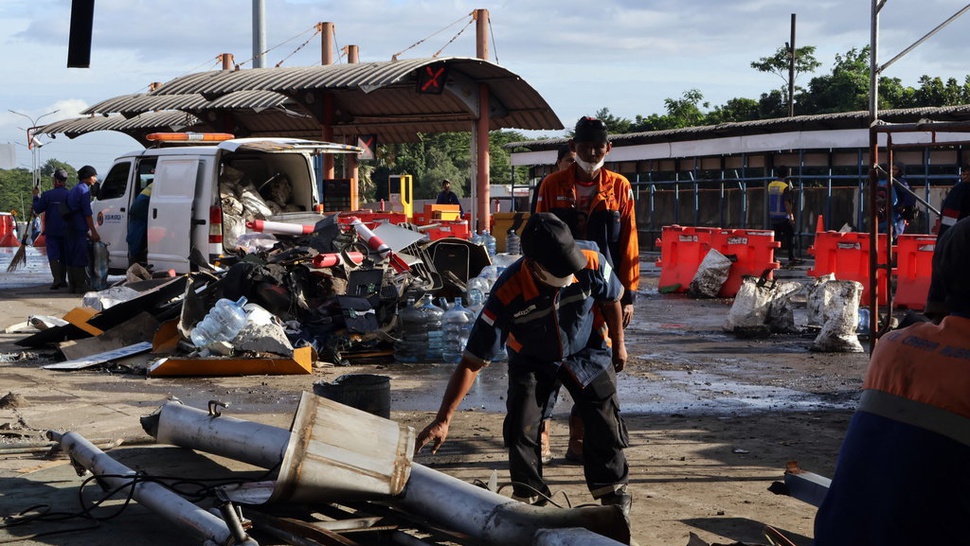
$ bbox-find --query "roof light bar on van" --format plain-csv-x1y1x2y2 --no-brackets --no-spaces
146,132,235,143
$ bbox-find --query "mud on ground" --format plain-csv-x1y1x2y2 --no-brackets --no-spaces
0,262,870,546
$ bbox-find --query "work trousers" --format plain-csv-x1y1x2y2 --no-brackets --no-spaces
504,361,629,500
45,235,67,263
64,232,90,268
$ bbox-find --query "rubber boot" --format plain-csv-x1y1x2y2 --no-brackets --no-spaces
68,266,90,294
540,419,553,464
49,260,66,290
565,412,585,464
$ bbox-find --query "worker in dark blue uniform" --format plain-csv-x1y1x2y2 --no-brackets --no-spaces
416,213,632,515
65,165,101,293
32,169,71,289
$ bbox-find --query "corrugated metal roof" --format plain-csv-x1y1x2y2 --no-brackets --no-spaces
39,56,562,146
37,111,204,140
506,105,970,153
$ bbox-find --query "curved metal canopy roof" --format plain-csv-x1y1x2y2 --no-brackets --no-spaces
37,56,563,146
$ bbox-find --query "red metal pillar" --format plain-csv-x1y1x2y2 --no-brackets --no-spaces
474,8,491,232
320,22,335,179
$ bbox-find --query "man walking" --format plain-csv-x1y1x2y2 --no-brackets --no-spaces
768,166,799,265
31,169,71,289
65,165,100,293
534,116,639,461
416,213,632,515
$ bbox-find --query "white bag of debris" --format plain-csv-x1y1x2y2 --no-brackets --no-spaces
688,248,733,298
239,183,274,219
724,273,802,337
232,303,294,356
808,278,865,353
82,285,142,312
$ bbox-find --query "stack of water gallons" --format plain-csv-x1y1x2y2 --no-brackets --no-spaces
394,294,447,363
441,297,475,363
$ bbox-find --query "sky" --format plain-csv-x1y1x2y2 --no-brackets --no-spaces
2,0,970,175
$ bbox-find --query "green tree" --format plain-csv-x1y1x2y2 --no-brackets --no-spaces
0,168,34,218
751,45,822,85
707,97,761,124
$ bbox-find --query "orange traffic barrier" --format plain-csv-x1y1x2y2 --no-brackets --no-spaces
710,229,781,297
808,231,889,306
893,234,936,311
0,213,20,247
655,225,716,293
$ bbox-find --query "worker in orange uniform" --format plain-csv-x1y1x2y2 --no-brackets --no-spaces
535,116,639,463
813,215,970,545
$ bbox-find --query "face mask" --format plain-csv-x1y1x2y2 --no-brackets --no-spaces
531,261,574,288
574,155,604,176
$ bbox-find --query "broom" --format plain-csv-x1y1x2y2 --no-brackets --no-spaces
7,183,39,272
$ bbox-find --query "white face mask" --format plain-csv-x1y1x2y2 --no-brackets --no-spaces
532,261,574,288
574,155,604,176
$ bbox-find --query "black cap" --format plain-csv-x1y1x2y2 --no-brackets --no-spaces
77,165,97,180
53,169,68,182
933,216,970,314
521,212,587,277
573,116,608,144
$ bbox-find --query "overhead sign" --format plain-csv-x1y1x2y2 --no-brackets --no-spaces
416,63,448,95
357,134,377,160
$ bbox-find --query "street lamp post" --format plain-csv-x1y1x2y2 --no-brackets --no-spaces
7,109,59,189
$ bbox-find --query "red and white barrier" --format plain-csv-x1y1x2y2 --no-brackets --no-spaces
246,219,315,236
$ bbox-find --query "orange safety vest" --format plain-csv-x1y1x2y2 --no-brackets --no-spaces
535,167,640,295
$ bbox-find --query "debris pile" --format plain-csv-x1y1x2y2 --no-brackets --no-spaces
14,212,498,375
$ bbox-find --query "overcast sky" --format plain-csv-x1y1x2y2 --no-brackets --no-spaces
2,0,970,174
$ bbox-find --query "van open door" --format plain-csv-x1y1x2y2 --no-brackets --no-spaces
146,157,202,273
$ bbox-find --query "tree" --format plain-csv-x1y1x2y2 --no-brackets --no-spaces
751,45,822,85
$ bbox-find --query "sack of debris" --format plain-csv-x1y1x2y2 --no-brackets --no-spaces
723,271,802,337
687,248,734,298
807,277,865,353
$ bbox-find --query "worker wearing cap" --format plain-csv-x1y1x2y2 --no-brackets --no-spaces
535,116,639,462
814,215,970,545
435,178,464,217
31,168,71,289
64,165,100,293
416,213,632,515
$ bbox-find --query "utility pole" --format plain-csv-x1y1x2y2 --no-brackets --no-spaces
252,0,266,68
788,13,796,117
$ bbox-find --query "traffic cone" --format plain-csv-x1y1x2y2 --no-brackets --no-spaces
815,214,825,233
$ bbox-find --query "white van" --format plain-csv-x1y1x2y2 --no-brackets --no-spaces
93,136,361,274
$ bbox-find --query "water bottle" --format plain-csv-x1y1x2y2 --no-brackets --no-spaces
441,297,475,363
857,307,870,333
467,276,491,300
506,229,521,255
466,285,485,319
470,230,483,246
420,294,446,362
190,297,248,347
483,229,497,257
394,297,424,363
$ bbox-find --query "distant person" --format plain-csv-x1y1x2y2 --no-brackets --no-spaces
530,144,576,214
767,166,799,265
535,116,639,463
925,164,970,320
65,165,100,293
415,213,631,515
126,183,152,265
814,215,970,545
31,169,70,289
435,179,464,217
874,163,906,241
888,162,916,236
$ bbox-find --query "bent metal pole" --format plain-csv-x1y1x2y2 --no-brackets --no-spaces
47,430,258,546
143,401,631,545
